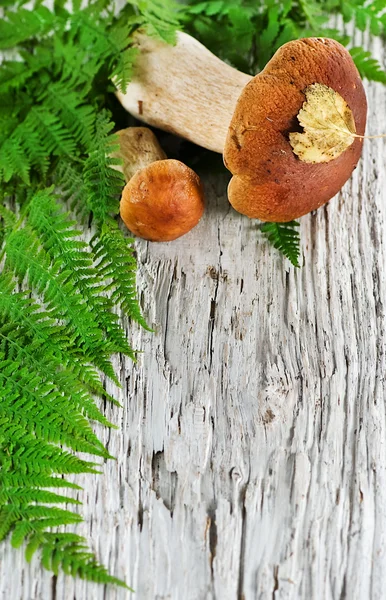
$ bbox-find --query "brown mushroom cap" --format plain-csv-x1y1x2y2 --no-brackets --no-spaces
224,37,367,222
120,159,205,242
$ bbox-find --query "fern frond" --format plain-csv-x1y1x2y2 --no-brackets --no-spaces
93,219,150,330
0,473,82,491
0,60,46,94
0,488,81,507
298,0,328,29
340,1,386,36
134,0,180,44
0,105,77,184
261,221,301,267
38,81,95,147
350,46,386,83
0,351,109,457
0,204,18,229
0,6,56,49
0,510,18,542
4,227,119,382
0,274,111,400
52,35,103,85
27,106,77,158
26,532,130,587
57,159,90,219
0,420,100,476
10,507,83,549
69,9,136,93
27,189,135,355
0,137,30,184
0,0,175,587
83,111,125,223
14,111,51,177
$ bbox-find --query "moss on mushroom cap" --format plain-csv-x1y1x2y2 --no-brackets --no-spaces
224,37,367,222
120,159,205,242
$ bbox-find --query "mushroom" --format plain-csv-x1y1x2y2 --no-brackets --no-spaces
115,127,205,241
116,33,367,222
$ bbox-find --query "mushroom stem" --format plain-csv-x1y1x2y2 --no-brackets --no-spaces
114,127,167,181
116,31,252,154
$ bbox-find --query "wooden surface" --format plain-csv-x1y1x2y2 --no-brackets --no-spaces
1,34,386,600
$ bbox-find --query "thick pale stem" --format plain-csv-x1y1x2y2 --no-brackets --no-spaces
116,32,252,154
114,127,167,181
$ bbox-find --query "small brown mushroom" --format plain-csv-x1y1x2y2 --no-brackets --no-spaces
116,128,205,241
117,33,367,222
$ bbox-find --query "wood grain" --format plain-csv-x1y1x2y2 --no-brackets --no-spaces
1,32,386,600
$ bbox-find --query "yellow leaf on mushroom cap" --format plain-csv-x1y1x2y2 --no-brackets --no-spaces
289,83,357,163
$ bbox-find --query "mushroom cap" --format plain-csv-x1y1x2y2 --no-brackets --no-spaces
120,159,205,242
224,37,367,222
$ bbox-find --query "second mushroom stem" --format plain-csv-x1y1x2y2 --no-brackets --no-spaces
115,126,167,181
116,31,253,154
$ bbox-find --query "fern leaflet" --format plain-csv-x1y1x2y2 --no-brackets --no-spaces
350,47,386,84
261,221,301,267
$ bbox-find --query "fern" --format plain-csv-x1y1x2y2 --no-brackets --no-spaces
130,0,181,44
82,112,125,223
38,81,96,147
93,219,151,330
261,221,301,268
0,0,179,589
25,532,131,587
26,190,134,355
183,0,386,80
4,228,120,382
0,6,55,49
0,275,111,399
350,47,386,84
0,345,110,456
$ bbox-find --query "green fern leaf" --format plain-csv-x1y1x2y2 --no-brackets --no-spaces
0,204,18,229
4,227,119,383
26,190,135,356
57,159,90,219
0,350,111,456
0,0,180,585
259,5,280,47
0,422,100,476
27,106,77,157
0,510,18,542
350,46,386,83
0,6,56,49
38,82,96,147
0,473,82,491
83,111,125,222
261,221,301,267
36,533,130,587
14,112,51,177
0,488,81,507
0,60,46,94
0,274,112,401
93,219,151,330
131,0,180,44
0,137,30,184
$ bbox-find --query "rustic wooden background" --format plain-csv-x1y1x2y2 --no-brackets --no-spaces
1,29,386,600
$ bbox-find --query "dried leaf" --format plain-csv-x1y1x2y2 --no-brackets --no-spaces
289,83,356,163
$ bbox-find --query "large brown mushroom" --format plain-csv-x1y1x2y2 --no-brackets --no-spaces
116,32,367,222
115,127,205,241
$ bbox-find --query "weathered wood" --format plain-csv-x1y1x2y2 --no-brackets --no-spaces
1,33,386,600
